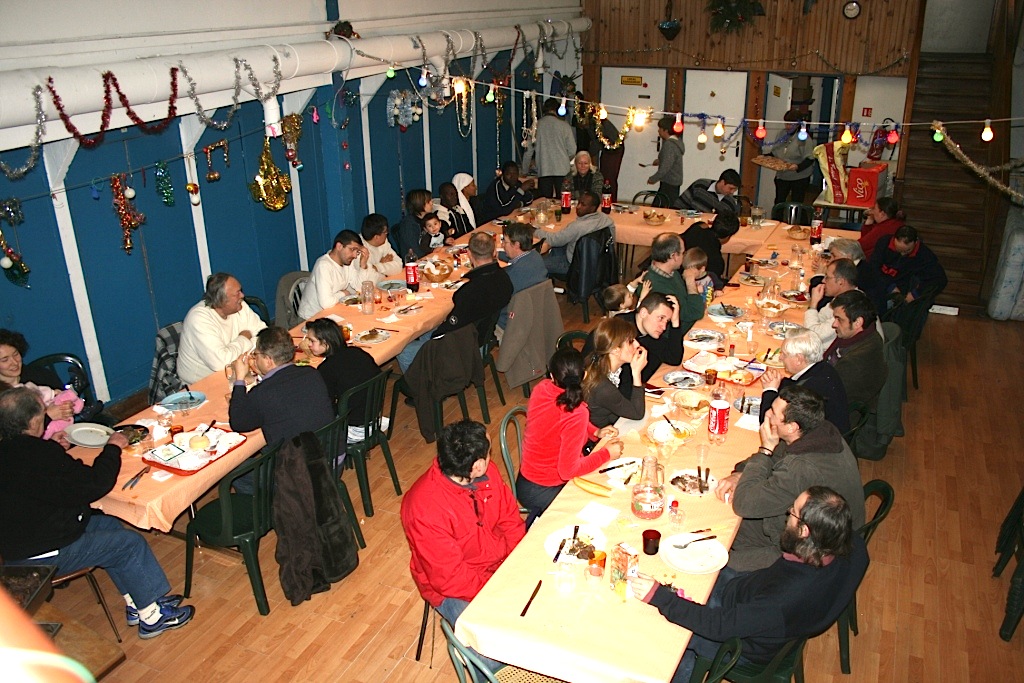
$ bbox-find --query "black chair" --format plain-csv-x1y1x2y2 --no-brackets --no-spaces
881,288,939,390
632,190,669,207
843,400,870,451
477,311,506,408
836,479,895,673
557,226,615,323
335,370,401,518
690,636,806,683
691,637,743,683
184,443,278,615
995,486,1024,641
415,598,433,661
499,406,529,515
556,330,589,352
770,202,813,226
244,295,271,325
24,353,108,424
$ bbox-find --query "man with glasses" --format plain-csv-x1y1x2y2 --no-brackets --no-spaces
804,258,859,346
632,486,869,683
714,384,864,573
758,329,849,433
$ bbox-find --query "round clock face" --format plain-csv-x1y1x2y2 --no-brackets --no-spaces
843,1,861,18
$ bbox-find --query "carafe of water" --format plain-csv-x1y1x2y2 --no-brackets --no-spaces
631,455,666,520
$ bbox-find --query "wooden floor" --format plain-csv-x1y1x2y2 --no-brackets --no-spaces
52,302,1024,682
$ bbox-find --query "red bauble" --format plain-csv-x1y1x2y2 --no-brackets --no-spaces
285,148,297,161
400,125,408,133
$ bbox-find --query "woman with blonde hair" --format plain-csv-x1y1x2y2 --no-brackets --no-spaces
583,317,648,429
562,151,605,201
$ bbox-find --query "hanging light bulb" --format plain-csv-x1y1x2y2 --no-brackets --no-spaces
418,68,429,87
453,78,466,94
697,127,708,144
557,97,567,117
673,113,684,134
633,109,648,131
797,122,809,141
598,105,608,120
887,126,900,145
840,124,853,144
713,118,725,138
754,119,767,139
932,129,944,142
485,85,495,103
386,64,396,79
981,119,994,142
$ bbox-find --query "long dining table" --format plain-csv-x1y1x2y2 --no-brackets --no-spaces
454,221,836,682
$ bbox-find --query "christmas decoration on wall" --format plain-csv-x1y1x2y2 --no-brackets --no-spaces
249,137,291,211
203,139,229,182
930,121,1024,206
46,68,179,149
0,216,29,288
707,0,766,34
521,90,539,149
281,114,304,169
659,1,681,41
178,57,281,131
110,173,145,254
387,90,423,131
154,161,175,206
0,86,46,181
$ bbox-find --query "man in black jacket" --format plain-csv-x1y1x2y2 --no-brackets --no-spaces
681,212,740,279
0,387,196,639
632,486,868,682
867,225,947,312
758,328,850,433
585,291,683,384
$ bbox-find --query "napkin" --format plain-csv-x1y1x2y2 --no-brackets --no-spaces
376,314,401,323
576,502,619,527
735,413,761,431
326,313,345,323
416,291,435,300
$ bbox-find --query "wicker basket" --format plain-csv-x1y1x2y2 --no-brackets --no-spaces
786,225,810,240
643,211,669,226
420,259,454,283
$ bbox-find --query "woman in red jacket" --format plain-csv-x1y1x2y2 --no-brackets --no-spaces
517,348,623,526
858,197,905,260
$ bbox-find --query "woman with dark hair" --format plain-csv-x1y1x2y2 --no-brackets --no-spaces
516,348,623,525
0,329,74,425
305,319,381,441
583,317,648,429
858,197,905,260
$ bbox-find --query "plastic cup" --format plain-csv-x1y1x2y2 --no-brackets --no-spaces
642,529,661,555
704,369,718,386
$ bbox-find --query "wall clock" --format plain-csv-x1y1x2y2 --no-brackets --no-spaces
843,1,861,19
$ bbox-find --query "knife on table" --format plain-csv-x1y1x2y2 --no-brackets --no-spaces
552,538,567,563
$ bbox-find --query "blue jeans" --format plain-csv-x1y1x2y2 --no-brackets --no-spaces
437,598,504,674
672,566,750,682
542,247,571,277
515,474,564,528
12,514,171,608
397,329,436,372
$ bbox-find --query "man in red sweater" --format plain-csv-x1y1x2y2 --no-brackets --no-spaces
401,420,525,669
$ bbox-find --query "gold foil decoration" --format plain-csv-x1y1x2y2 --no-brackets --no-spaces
249,137,291,211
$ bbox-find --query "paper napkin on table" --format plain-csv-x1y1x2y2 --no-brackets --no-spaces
326,313,345,323
577,502,619,527
735,413,761,431
377,314,401,323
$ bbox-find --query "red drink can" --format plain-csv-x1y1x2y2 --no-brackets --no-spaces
708,399,730,438
561,191,572,211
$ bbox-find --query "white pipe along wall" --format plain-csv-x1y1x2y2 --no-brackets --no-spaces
0,18,591,149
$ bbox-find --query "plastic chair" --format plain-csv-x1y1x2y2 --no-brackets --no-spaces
690,637,742,683
632,190,668,207
843,401,869,450
312,417,367,549
770,202,813,226
691,636,806,683
556,330,589,352
244,295,271,325
50,567,121,643
994,486,1024,641
184,444,278,615
499,406,528,515
478,311,506,408
836,479,894,673
336,370,401,518
439,616,562,683
275,271,310,328
24,353,108,424
557,227,615,323
881,289,939,390
415,598,433,661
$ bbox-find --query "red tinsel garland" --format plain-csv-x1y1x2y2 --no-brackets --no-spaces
46,67,179,149
111,173,145,253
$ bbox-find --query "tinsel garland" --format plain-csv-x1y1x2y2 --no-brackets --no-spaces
707,0,766,34
281,114,303,169
0,86,46,180
46,68,179,148
387,91,422,130
203,140,229,181
177,57,282,130
521,91,539,149
931,122,1024,207
0,226,29,288
111,173,145,253
154,161,174,206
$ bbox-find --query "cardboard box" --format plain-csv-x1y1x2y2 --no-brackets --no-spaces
846,163,886,207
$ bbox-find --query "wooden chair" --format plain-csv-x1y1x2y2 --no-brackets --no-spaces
499,406,528,515
690,637,742,683
184,444,278,615
50,567,121,643
313,417,367,549
836,479,895,673
691,636,806,683
439,615,563,683
336,370,401,517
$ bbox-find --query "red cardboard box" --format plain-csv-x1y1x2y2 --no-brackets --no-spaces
845,163,886,207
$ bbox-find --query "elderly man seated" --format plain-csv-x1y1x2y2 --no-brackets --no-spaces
758,329,850,434
826,290,887,413
177,272,267,385
0,387,196,638
674,169,742,215
497,223,548,331
715,384,865,573
632,486,869,683
538,190,614,277
298,229,381,320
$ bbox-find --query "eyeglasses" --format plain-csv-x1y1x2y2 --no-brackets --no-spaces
787,507,805,525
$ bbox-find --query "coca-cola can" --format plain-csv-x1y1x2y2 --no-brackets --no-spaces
404,263,419,287
707,399,731,436
561,191,572,211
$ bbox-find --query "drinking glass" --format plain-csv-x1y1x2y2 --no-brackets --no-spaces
696,444,709,471
746,340,759,356
751,206,765,228
556,558,577,594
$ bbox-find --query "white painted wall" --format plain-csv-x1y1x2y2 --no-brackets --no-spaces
756,73,793,206
848,76,908,168
921,0,996,53
682,70,749,192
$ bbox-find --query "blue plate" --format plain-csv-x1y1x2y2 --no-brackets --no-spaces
378,279,407,291
159,390,206,411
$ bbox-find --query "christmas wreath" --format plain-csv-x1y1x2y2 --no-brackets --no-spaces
707,0,766,34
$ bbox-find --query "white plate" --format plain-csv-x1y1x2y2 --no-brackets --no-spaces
659,533,730,574
707,304,745,323
600,457,641,482
663,370,705,389
733,396,762,415
544,525,607,564
354,329,392,344
159,391,206,412
685,329,725,350
647,420,695,444
768,321,803,339
172,430,221,451
378,279,407,291
65,423,114,448
669,469,719,497
738,273,767,287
